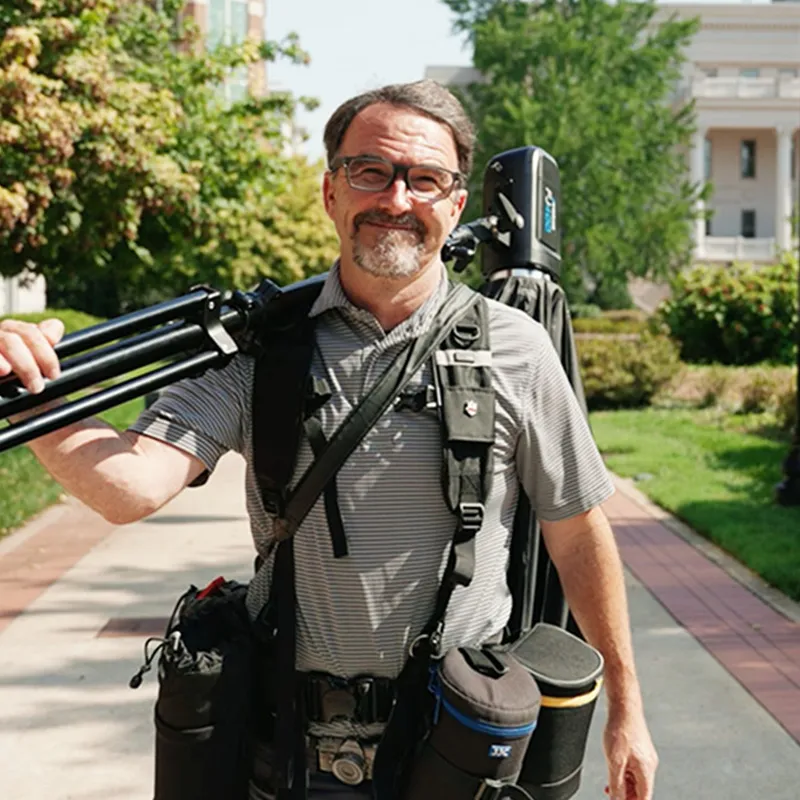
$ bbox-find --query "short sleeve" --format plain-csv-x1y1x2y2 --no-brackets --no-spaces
516,337,614,521
128,354,254,477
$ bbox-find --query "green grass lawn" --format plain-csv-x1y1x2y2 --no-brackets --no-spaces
590,408,800,601
0,397,144,537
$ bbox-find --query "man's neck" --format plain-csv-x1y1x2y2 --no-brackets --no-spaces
338,258,444,331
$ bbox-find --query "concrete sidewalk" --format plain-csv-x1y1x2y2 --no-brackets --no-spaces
1,453,799,799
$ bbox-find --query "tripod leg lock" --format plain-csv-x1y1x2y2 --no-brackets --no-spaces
197,288,238,357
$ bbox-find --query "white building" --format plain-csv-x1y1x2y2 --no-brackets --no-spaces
663,1,800,263
427,1,800,265
0,274,47,316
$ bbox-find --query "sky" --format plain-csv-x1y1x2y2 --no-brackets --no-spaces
264,0,774,164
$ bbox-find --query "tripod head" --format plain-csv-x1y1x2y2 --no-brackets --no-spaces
443,146,562,281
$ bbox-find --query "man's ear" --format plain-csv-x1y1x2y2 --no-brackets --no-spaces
452,188,468,222
322,171,335,219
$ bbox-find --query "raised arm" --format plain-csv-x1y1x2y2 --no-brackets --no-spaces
0,318,205,524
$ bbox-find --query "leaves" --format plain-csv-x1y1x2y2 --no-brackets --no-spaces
0,0,337,316
447,0,703,305
658,254,799,365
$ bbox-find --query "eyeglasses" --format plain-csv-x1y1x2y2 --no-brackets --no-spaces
329,155,462,201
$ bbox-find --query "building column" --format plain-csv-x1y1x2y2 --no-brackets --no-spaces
776,126,793,253
690,127,706,259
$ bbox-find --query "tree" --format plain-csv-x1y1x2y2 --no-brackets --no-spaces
0,0,339,316
443,0,705,307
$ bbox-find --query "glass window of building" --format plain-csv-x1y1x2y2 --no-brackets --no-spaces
778,68,798,78
704,137,712,180
207,0,249,49
739,68,760,79
740,210,756,239
740,140,756,179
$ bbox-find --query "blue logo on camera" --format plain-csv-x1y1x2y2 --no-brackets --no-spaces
543,187,557,234
489,744,512,759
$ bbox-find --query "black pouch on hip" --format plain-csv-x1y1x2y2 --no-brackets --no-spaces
130,578,256,800
400,646,541,800
511,623,604,800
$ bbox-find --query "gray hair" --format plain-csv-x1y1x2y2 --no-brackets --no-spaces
323,79,475,177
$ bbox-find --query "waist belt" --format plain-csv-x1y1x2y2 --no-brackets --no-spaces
303,672,396,725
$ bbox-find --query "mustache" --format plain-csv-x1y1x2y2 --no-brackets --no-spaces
353,211,426,236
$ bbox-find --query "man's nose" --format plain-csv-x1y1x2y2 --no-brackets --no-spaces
376,176,414,213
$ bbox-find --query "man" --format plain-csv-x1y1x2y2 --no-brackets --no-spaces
0,80,657,800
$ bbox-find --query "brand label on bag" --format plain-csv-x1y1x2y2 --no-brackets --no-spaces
489,744,512,759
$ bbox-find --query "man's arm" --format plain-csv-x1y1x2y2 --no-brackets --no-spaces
26,421,206,525
540,505,658,800
1,317,206,524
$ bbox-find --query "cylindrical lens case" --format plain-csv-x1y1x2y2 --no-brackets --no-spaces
402,646,541,800
512,623,604,800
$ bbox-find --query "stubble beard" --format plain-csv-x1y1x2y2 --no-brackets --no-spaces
351,215,427,279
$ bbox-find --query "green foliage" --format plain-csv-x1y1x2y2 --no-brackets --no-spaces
578,332,680,408
0,0,338,316
572,317,647,335
657,255,799,365
570,302,602,319
443,0,704,306
0,306,102,333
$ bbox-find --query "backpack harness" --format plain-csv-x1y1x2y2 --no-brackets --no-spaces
248,276,498,797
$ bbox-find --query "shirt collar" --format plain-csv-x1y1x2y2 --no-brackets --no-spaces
308,260,450,339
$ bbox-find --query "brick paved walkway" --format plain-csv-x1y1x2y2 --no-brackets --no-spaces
2,475,800,747
603,482,800,744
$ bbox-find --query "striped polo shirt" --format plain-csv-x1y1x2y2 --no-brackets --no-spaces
130,263,614,682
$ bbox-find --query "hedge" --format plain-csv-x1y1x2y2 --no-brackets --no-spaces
577,333,681,409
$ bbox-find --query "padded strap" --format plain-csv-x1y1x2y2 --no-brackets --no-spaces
275,282,480,540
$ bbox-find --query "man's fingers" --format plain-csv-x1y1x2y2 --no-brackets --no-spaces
606,760,627,800
0,320,62,390
38,318,65,348
0,330,44,393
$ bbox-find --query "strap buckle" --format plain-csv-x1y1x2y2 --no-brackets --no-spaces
393,385,437,413
458,502,485,534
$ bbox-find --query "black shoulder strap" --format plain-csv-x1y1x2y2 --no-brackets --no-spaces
274,281,479,541
251,277,325,519
416,295,494,658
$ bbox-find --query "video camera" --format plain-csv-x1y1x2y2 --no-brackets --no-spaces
0,146,563,454
443,145,562,280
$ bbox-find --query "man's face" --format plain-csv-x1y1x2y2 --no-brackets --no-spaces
323,103,468,280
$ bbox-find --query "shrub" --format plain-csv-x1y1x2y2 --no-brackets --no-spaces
657,255,799,365
573,317,647,335
578,333,681,409
775,377,798,433
570,303,603,319
738,368,782,414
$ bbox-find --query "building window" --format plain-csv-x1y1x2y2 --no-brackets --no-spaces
207,0,249,50
741,140,756,179
792,138,797,180
703,67,718,78
705,216,712,237
739,68,760,79
207,0,250,102
778,68,798,78
741,210,756,238
704,137,712,180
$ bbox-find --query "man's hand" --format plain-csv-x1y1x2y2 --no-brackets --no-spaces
0,318,64,394
603,703,658,800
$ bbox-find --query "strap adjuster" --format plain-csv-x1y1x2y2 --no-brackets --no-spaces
458,502,485,534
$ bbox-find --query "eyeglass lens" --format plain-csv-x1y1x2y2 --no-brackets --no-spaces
346,157,456,199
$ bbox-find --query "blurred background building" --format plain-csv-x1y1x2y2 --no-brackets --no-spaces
428,1,800,266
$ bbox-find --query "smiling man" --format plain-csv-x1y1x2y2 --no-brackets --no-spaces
0,80,656,800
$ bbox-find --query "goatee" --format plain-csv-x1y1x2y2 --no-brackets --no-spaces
351,212,426,279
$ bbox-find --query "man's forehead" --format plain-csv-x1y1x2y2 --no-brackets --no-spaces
340,103,458,166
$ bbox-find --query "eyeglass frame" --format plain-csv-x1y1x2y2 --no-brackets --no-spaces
328,154,464,201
